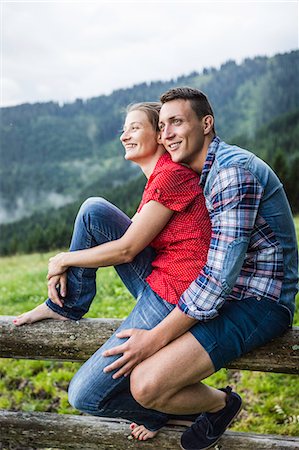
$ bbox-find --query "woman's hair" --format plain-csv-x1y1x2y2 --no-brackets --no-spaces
126,102,161,132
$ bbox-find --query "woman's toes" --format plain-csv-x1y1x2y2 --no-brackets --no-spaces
131,424,159,441
132,425,143,439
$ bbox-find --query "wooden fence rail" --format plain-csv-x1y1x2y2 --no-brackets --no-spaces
1,316,299,373
1,316,299,449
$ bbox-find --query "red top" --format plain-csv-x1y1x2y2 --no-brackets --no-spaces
137,153,211,304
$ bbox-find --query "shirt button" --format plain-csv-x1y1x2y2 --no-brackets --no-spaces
155,189,160,194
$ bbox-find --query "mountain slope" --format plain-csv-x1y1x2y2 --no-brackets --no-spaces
0,50,298,224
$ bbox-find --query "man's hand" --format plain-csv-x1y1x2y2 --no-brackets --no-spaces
47,272,67,307
102,328,163,379
47,253,67,279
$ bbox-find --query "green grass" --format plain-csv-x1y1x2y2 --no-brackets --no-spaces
0,218,298,437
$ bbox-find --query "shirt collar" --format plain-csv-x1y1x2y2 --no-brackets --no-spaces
199,135,221,187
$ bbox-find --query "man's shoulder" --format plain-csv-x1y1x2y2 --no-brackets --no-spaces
208,139,275,192
215,140,255,169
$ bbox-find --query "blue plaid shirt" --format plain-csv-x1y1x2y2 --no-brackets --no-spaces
178,137,298,321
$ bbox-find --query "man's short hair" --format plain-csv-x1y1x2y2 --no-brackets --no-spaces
160,87,214,121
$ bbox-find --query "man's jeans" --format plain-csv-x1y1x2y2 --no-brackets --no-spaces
46,197,182,431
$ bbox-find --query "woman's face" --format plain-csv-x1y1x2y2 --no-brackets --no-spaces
120,110,159,163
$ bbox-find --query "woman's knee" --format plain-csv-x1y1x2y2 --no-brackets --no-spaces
79,197,109,219
75,197,111,232
68,376,88,412
68,369,101,413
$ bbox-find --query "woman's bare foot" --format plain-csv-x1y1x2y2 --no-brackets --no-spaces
130,423,159,441
129,417,194,441
13,303,69,326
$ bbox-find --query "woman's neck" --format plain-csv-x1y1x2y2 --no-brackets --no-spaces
139,146,166,179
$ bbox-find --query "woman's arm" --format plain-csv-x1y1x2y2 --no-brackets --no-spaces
48,200,173,278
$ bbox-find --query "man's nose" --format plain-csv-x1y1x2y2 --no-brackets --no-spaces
162,124,175,140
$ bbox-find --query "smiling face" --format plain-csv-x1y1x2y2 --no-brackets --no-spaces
159,99,213,172
120,110,159,164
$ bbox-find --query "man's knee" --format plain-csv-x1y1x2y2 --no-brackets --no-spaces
130,365,164,410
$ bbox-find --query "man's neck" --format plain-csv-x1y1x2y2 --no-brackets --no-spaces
191,134,215,174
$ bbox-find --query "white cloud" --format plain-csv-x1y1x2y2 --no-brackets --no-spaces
1,1,298,106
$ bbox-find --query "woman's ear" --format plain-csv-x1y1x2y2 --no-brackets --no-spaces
203,115,214,135
157,132,163,144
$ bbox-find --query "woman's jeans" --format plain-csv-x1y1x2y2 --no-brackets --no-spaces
46,197,182,431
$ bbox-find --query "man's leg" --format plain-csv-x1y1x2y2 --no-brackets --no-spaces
130,297,290,448
130,331,224,414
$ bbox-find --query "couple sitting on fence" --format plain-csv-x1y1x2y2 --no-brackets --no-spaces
14,87,298,450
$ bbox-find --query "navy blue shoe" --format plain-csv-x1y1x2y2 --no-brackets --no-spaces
180,386,242,450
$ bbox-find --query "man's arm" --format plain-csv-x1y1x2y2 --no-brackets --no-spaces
103,166,264,377
103,306,197,378
178,165,263,320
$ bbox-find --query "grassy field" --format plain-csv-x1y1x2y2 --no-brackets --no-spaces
0,219,298,438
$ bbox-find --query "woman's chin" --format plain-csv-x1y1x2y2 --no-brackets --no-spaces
124,153,136,162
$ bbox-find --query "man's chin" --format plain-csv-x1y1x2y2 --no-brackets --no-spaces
167,151,182,163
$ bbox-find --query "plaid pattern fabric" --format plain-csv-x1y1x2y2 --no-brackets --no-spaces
178,137,284,321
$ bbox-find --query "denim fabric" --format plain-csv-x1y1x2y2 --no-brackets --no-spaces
46,197,156,320
68,284,177,431
190,296,291,371
45,197,180,430
179,138,298,322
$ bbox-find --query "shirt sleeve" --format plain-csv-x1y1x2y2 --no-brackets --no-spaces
138,167,200,213
178,165,264,321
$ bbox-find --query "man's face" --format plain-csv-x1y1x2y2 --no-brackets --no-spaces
159,99,205,169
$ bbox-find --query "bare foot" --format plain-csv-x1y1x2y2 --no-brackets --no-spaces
13,303,69,326
130,422,159,441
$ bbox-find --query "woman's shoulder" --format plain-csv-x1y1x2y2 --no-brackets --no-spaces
156,153,198,178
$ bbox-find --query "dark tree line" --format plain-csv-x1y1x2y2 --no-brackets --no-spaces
0,50,298,255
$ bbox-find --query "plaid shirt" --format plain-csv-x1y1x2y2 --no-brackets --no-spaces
178,137,285,321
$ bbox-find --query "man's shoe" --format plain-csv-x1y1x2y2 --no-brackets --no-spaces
180,386,242,450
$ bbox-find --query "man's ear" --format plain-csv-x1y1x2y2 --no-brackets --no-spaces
203,115,214,135
157,133,163,144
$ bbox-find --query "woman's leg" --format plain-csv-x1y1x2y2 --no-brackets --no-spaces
14,197,155,324
68,286,177,432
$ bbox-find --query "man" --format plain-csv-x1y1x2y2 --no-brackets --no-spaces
103,87,298,449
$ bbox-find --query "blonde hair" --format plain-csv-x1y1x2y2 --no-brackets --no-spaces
126,102,161,132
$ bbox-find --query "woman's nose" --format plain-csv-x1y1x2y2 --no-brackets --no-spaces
120,130,130,142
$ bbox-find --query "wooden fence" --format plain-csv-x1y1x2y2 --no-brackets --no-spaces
1,316,299,449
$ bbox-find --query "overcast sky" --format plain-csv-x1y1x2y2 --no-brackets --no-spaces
1,0,298,107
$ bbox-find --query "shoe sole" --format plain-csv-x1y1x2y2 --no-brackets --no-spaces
179,403,242,450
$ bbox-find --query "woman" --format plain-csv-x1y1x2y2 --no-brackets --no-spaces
14,102,211,440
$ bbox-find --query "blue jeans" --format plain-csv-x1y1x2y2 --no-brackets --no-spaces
46,197,191,431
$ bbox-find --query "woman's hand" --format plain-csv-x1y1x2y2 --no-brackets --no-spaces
47,252,68,279
47,272,67,307
102,328,164,379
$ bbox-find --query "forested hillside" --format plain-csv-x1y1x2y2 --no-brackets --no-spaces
0,50,298,255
